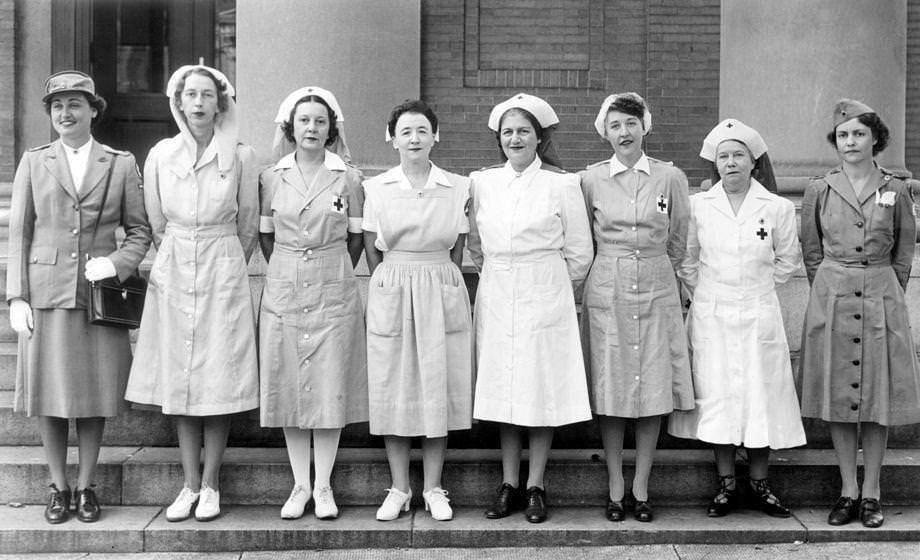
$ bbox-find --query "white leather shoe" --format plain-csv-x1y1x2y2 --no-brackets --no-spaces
423,487,453,521
313,486,339,520
375,487,412,521
165,487,199,522
280,485,311,520
194,484,221,522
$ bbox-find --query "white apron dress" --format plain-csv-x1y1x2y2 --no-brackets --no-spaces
363,164,473,437
469,158,593,427
668,180,806,449
125,136,260,416
258,151,368,429
579,154,694,418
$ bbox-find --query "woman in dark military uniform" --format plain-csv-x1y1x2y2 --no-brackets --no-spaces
800,99,920,528
6,71,151,524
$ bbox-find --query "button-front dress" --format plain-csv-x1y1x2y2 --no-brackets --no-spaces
363,164,473,437
469,158,593,427
125,136,260,416
799,167,920,426
579,154,694,418
668,180,806,449
258,151,368,429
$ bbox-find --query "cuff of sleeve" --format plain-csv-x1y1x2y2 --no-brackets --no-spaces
259,216,275,233
361,219,376,232
348,217,363,234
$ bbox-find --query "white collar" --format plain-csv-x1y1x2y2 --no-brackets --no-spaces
273,150,347,172
609,152,650,176
377,162,453,189
502,156,542,178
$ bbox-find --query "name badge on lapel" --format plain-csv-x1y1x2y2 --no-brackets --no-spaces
755,218,769,241
656,194,668,214
331,195,346,213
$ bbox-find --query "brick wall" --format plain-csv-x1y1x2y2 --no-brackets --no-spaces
907,0,920,175
0,0,15,181
420,0,721,189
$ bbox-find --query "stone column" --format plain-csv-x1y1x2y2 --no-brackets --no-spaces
720,0,907,191
236,0,420,169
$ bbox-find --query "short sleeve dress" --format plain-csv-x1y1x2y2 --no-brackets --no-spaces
468,157,594,427
258,150,368,429
799,167,920,426
668,180,807,449
125,136,260,416
579,153,694,418
363,163,473,438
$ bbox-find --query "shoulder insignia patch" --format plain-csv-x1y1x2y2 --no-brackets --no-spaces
585,160,608,170
540,163,567,174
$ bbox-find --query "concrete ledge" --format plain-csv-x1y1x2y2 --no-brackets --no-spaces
0,504,157,554
2,505,920,553
144,506,412,552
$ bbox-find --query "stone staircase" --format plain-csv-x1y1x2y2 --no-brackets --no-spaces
2,184,920,552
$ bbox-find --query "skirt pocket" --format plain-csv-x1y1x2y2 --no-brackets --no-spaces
441,284,470,333
368,285,404,337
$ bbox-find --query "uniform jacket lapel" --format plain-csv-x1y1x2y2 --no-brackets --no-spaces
304,165,337,207
44,140,79,201
78,141,113,201
735,180,770,224
702,182,735,221
825,170,864,214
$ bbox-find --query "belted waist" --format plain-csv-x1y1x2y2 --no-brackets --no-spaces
383,250,451,264
822,257,891,269
165,222,236,239
596,242,667,258
484,249,563,270
697,276,775,300
273,243,344,259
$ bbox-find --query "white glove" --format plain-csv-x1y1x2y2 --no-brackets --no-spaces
84,257,117,282
9,298,33,335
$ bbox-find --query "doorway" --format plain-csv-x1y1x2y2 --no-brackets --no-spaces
87,0,235,164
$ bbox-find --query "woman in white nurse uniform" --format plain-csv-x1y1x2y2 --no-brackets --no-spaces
469,93,593,524
668,119,805,518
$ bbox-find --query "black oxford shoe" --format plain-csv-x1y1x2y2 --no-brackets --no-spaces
524,486,547,523
634,500,654,522
827,496,859,526
74,487,101,523
485,482,523,519
859,498,884,528
605,497,626,522
44,484,70,524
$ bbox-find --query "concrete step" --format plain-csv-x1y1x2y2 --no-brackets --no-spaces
1,504,920,554
4,446,920,509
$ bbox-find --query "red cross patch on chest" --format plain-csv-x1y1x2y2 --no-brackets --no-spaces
331,195,346,213
656,194,668,214
755,218,768,240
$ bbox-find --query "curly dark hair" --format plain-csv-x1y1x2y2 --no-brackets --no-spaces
44,92,107,127
607,96,646,127
826,112,890,156
281,95,340,148
386,99,439,139
171,68,230,114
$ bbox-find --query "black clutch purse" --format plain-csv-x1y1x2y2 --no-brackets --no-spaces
88,274,147,328
86,155,148,329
